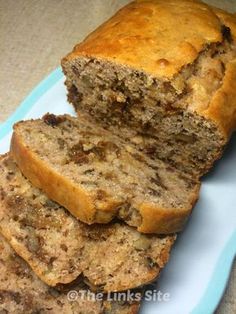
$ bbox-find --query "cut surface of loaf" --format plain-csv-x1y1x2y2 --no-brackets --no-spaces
62,0,236,177
0,234,140,314
0,154,175,291
10,114,200,234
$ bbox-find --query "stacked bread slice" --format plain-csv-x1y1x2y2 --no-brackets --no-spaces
0,107,192,312
10,114,200,234
0,154,144,313
0,154,175,292
0,232,140,314
0,112,199,312
1,1,236,313
1,112,197,311
0,107,199,313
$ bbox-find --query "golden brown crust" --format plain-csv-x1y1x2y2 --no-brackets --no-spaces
11,121,199,234
200,59,236,138
62,0,236,139
62,0,222,78
10,130,121,225
213,7,236,40
137,185,200,233
201,8,236,138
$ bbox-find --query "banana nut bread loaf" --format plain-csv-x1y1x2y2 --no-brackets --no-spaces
0,234,140,314
10,114,200,234
61,0,236,178
0,154,175,291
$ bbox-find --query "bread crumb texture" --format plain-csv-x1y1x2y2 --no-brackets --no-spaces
10,114,199,233
0,154,175,291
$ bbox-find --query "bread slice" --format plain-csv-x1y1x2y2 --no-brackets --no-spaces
0,154,175,291
0,234,140,314
10,114,200,234
61,0,236,178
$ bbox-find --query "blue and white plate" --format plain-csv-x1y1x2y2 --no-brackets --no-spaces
0,68,235,314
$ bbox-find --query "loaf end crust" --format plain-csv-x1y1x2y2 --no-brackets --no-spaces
62,0,236,144
62,0,222,78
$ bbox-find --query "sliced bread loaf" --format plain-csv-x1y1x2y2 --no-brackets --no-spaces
62,0,236,178
10,114,200,234
0,154,175,291
0,233,140,314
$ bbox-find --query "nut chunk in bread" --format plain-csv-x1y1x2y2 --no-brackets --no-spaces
10,114,200,234
0,154,175,291
0,234,140,314
62,0,236,177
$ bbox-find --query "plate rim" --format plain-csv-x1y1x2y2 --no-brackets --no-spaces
0,67,63,137
0,66,235,314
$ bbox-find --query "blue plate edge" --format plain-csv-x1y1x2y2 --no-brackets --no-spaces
0,67,63,138
191,230,236,314
0,67,235,314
